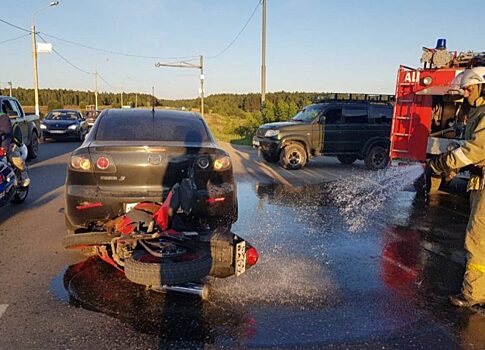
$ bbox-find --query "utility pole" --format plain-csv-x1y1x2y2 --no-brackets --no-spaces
155,55,205,117
8,81,12,97
200,55,204,117
261,0,267,106
135,94,138,108
31,23,40,115
94,69,98,110
120,91,123,107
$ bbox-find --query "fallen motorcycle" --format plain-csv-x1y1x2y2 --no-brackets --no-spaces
0,141,29,206
62,181,258,299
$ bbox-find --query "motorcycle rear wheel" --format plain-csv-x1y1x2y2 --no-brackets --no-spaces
124,246,212,286
10,185,28,204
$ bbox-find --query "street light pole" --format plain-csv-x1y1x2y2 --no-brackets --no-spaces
31,1,59,116
261,0,266,106
8,81,12,97
155,56,205,117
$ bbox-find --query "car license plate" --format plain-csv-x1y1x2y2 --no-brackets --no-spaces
252,139,260,147
235,240,246,276
124,202,139,212
49,130,65,134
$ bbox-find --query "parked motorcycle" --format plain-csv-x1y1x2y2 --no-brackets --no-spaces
62,180,258,299
0,140,29,206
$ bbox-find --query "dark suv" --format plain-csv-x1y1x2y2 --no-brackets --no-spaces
252,98,394,170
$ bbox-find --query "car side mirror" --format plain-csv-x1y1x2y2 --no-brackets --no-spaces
319,115,326,124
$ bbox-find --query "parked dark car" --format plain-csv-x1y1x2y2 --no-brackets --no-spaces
41,109,89,141
65,109,238,235
252,97,394,170
84,110,101,128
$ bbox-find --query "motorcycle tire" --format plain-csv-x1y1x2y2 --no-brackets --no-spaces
62,232,113,249
124,247,212,286
10,185,28,204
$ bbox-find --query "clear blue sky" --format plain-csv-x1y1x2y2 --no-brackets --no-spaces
0,0,482,100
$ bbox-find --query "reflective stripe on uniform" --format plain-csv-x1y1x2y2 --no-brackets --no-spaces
453,148,474,166
469,262,485,273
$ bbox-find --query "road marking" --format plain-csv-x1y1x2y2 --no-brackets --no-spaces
0,304,8,319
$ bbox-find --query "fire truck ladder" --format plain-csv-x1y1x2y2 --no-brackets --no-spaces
390,67,417,159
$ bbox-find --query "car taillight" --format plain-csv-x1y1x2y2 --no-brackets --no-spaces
213,155,231,171
246,246,259,266
70,155,92,171
0,174,4,184
0,148,7,157
96,156,110,170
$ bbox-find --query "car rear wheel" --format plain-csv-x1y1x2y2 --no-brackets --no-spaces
364,145,389,170
280,143,307,170
337,155,358,165
27,131,39,160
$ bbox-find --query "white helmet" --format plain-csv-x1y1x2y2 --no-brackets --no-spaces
447,67,485,96
459,67,485,88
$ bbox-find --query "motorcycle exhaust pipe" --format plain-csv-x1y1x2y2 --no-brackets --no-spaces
152,283,209,300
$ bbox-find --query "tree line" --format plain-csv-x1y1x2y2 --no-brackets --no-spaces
1,87,159,109
1,86,388,143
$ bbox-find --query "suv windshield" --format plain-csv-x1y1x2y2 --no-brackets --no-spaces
291,104,325,122
46,111,79,120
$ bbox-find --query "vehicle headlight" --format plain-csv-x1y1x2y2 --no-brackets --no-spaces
40,124,47,130
264,129,279,137
68,124,79,130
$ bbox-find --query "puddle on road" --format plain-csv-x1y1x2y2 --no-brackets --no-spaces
53,167,474,348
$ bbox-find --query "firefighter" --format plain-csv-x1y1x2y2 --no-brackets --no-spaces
427,66,485,307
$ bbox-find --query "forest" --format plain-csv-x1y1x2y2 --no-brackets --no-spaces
0,86,385,144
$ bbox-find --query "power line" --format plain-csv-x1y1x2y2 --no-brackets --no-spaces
0,18,31,33
97,73,117,90
37,33,94,75
207,0,262,59
41,32,200,61
0,33,30,45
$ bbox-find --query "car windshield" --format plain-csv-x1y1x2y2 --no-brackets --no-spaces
291,104,324,122
95,113,211,142
46,111,79,120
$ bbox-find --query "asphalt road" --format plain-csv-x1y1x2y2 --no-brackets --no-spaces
0,141,483,349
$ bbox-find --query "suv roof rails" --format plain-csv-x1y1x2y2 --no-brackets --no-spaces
313,93,395,104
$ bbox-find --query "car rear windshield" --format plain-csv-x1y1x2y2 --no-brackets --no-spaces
95,113,211,142
46,111,79,120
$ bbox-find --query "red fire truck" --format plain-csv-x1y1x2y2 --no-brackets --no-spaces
390,39,485,190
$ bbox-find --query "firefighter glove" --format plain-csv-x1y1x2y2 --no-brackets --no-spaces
427,153,452,176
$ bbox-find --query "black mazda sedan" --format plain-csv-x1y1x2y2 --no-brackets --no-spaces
41,109,89,141
65,109,237,234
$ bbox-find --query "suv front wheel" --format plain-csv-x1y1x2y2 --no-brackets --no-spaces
280,143,307,170
364,145,389,170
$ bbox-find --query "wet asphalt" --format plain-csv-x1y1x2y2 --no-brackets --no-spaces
0,141,484,349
